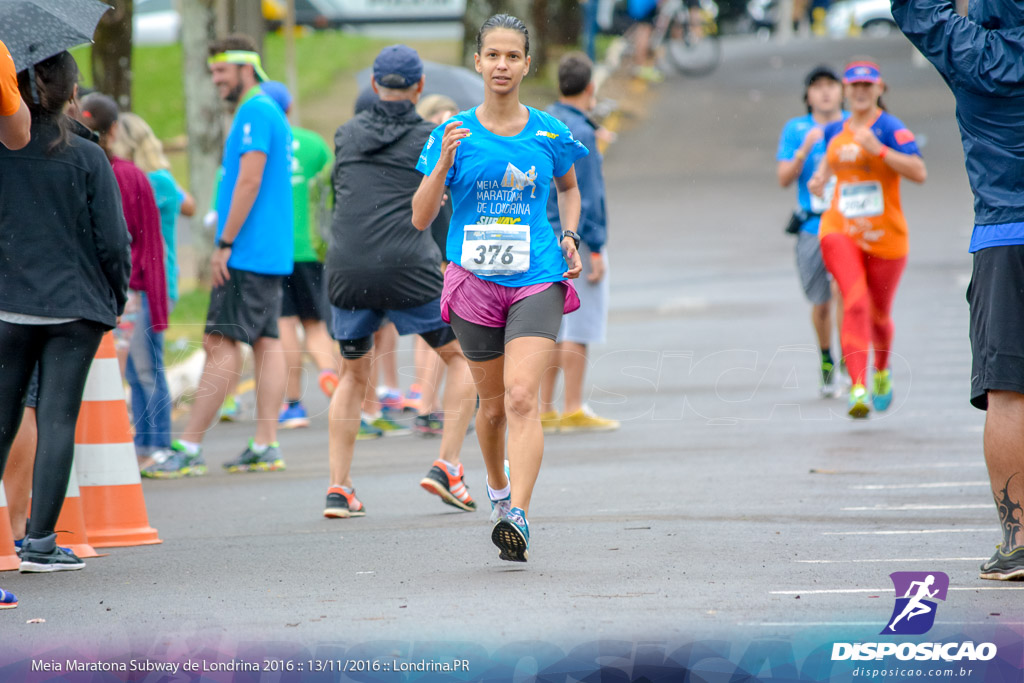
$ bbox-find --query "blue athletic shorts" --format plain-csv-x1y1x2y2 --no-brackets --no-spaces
330,297,446,342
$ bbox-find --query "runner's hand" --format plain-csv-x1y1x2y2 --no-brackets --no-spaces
210,247,231,288
800,126,823,154
562,237,583,279
439,120,471,171
852,126,883,156
807,171,826,197
587,251,606,283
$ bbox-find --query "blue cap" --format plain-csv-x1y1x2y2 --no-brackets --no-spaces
261,81,292,113
843,61,881,84
373,44,423,89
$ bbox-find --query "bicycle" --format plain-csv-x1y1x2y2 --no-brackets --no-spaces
651,0,722,77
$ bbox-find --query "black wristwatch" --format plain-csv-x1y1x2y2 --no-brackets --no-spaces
217,239,234,250
561,230,581,250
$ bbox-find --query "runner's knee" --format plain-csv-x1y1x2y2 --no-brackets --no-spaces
338,335,373,360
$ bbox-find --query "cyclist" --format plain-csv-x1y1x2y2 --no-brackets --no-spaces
412,14,586,562
809,60,926,418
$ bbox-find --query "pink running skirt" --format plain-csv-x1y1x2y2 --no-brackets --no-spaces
441,264,580,327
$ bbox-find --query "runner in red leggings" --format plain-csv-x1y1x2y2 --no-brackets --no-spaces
809,60,926,419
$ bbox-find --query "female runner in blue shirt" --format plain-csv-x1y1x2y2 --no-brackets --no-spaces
413,14,586,562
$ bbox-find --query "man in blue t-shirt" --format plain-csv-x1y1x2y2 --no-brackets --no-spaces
776,65,847,398
144,35,294,480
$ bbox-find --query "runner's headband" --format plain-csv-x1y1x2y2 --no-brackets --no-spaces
207,51,270,82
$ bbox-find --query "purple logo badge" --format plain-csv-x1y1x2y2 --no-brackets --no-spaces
882,572,949,635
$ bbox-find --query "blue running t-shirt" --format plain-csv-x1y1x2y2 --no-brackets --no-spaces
776,112,849,235
416,106,588,287
216,86,294,275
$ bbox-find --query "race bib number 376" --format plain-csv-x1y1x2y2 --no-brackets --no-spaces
461,225,530,275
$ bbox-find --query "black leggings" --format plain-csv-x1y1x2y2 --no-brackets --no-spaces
0,319,105,539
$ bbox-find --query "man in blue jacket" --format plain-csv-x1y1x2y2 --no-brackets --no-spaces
893,0,1024,581
540,53,619,433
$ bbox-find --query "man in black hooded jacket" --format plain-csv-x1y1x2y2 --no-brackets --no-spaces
893,0,1024,581
323,45,478,519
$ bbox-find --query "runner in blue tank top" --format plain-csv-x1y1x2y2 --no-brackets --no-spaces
413,14,586,563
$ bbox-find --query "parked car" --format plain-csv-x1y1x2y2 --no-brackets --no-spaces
826,0,897,37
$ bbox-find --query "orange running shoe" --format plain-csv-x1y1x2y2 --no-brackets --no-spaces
323,486,366,518
420,459,476,511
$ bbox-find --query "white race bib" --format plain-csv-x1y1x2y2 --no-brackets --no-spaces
837,181,884,218
810,176,836,214
461,224,530,275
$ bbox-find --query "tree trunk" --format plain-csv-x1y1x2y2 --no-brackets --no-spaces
551,0,582,46
181,0,224,284
91,0,133,111
228,0,265,53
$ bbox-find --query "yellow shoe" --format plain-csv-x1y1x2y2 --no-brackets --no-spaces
539,411,560,434
558,407,621,433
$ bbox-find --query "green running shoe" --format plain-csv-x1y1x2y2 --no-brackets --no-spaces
848,384,870,419
872,369,894,412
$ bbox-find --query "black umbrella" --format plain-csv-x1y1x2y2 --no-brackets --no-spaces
356,60,485,112
0,0,111,72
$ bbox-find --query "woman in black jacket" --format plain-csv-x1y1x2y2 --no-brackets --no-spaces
0,51,131,583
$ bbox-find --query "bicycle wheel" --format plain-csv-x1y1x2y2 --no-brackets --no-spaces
665,17,721,77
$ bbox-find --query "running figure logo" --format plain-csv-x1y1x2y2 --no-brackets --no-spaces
882,571,949,635
501,162,539,199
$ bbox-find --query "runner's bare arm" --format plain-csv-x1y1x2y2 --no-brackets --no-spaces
777,128,823,188
807,156,831,197
851,127,927,184
554,166,583,279
0,97,30,150
211,150,266,287
412,120,470,230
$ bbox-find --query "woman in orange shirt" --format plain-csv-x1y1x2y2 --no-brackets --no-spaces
809,60,926,419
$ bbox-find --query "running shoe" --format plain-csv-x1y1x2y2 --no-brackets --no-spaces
539,410,560,434
319,369,340,397
323,486,366,518
420,459,477,511
634,65,665,83
848,384,870,419
489,460,512,524
558,407,621,433
219,395,240,422
222,440,286,473
140,442,208,479
0,588,16,609
491,506,529,562
369,413,412,437
979,544,1024,581
14,536,71,556
377,387,405,414
279,402,310,429
872,369,894,412
820,359,839,398
357,419,384,440
19,534,85,573
401,384,424,414
414,412,444,436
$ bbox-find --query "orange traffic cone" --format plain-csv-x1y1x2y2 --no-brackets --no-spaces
75,332,161,548
54,462,100,559
0,485,20,571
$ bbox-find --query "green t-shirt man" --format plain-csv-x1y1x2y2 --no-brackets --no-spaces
290,126,332,263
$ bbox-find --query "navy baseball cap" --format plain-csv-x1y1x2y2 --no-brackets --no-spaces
804,65,840,88
373,45,423,89
261,81,292,113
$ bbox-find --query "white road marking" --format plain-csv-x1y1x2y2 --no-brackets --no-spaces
822,528,994,536
841,504,991,511
795,557,987,564
770,587,1024,595
850,481,989,490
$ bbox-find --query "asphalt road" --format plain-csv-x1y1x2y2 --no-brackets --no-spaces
3,33,1018,676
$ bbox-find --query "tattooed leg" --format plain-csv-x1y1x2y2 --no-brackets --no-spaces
983,390,1024,552
995,474,1023,552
